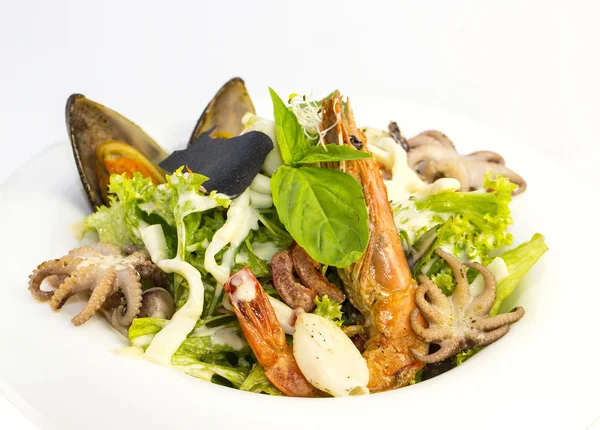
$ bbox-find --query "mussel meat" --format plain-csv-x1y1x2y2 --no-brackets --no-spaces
188,77,256,144
67,94,168,209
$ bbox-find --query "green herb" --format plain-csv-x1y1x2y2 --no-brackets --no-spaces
268,89,371,267
313,296,344,327
269,87,310,164
295,144,372,164
271,166,368,267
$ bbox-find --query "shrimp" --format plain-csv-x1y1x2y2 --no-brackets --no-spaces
321,92,429,392
223,267,320,397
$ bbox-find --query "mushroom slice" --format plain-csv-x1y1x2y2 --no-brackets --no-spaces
139,287,175,319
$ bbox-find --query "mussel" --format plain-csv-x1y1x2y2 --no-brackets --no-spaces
67,94,168,209
68,78,257,210
188,77,256,144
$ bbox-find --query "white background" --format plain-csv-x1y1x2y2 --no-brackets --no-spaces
1,1,598,429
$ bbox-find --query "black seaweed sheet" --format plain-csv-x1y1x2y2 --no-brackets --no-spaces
159,130,274,197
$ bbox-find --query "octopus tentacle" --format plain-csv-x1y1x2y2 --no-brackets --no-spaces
72,269,118,326
465,261,497,316
28,242,169,329
28,256,82,301
417,276,453,315
50,266,100,310
472,307,525,331
465,150,505,165
468,324,510,346
411,339,462,364
404,129,526,195
410,248,525,363
414,283,451,325
115,267,143,327
435,249,470,310
421,159,470,188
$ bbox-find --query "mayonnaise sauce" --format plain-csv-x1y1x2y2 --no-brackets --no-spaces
204,189,259,296
191,325,246,351
251,241,280,261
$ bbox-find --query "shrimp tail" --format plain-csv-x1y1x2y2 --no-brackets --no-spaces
224,267,319,397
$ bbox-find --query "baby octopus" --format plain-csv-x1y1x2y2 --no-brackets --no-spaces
410,248,525,363
28,243,169,326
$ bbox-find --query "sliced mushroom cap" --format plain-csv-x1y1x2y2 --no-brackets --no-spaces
139,288,175,319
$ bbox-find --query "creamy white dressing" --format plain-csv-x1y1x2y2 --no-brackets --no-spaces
251,241,280,261
204,189,259,291
76,253,144,272
131,334,156,348
242,113,283,176
144,257,205,365
139,201,158,213
234,250,249,264
113,346,146,360
469,257,509,296
192,325,246,351
230,270,258,303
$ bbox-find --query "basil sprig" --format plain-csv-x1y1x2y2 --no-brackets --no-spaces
268,88,370,267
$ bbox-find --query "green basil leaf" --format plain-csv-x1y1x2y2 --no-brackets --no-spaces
271,165,369,267
269,88,310,164
295,144,373,164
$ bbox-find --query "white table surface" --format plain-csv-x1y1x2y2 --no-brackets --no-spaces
1,1,598,429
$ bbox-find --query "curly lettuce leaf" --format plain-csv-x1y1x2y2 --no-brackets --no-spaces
414,174,515,263
490,233,548,315
83,173,155,248
239,364,283,395
313,296,344,327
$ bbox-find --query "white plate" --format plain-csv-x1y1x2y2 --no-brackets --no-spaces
0,100,598,430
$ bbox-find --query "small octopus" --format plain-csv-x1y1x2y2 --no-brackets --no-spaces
410,247,525,363
28,242,169,327
389,124,527,195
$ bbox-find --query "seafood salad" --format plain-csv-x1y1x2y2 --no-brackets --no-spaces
28,78,547,397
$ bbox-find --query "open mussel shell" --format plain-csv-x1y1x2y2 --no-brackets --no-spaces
188,77,256,144
67,94,168,209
